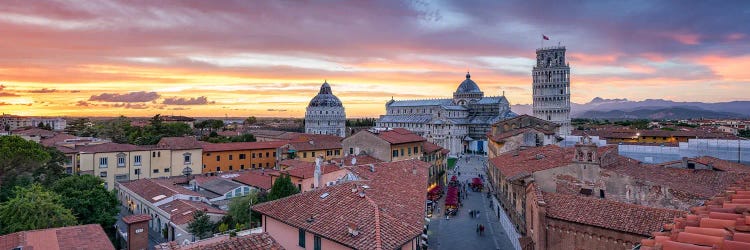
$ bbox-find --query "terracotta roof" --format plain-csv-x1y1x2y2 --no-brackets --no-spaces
0,224,115,250
158,199,226,225
287,136,342,151
248,129,302,140
276,160,343,179
639,176,750,250
40,133,78,147
158,136,202,150
489,145,573,181
77,142,143,153
117,178,202,203
253,159,430,250
122,214,152,224
692,156,750,174
370,128,426,145
331,155,383,166
543,192,685,236
278,159,313,169
233,171,275,190
156,233,283,250
422,141,444,153
11,127,57,138
604,156,745,199
201,141,287,152
487,127,555,143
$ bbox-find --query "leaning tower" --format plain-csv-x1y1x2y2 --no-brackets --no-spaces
532,46,572,135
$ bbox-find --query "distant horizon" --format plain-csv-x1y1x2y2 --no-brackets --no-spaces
1,1,749,117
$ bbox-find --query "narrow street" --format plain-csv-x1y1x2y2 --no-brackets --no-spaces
427,155,514,250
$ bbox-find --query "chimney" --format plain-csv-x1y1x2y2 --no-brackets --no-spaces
122,214,151,250
314,157,322,189
681,157,688,168
412,166,417,175
347,223,360,237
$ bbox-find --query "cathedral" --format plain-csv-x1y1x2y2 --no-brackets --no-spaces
376,73,517,155
305,81,346,137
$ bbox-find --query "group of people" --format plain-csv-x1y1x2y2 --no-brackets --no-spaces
476,223,485,236
468,209,481,218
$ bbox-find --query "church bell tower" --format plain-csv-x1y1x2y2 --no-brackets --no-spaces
532,46,572,136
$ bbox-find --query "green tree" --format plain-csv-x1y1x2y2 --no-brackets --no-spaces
227,191,260,228
0,184,77,234
37,121,45,129
267,174,299,201
230,134,256,142
0,136,51,184
740,130,750,139
187,210,213,240
218,223,229,233
245,116,257,125
50,175,119,229
101,116,133,143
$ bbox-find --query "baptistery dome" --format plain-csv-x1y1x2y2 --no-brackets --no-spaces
305,80,346,137
308,82,343,107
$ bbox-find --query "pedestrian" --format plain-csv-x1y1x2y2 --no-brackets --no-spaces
476,224,480,234
479,224,485,236
477,210,481,218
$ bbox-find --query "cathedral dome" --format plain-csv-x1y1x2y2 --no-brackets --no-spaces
455,72,482,93
308,81,343,107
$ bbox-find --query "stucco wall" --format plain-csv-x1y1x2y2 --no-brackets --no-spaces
342,131,391,162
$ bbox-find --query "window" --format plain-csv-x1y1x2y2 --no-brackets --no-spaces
164,168,170,173
99,157,108,168
311,152,315,157
252,163,256,168
335,149,340,156
273,152,276,157
216,155,221,161
216,167,220,172
115,174,128,181
392,150,398,157
266,152,269,158
134,169,141,176
599,190,606,198
350,148,354,155
298,228,306,247
252,153,256,158
157,152,161,157
152,152,156,157
117,154,126,167
243,187,249,193
326,150,332,156
314,235,321,250
184,153,191,164
229,165,233,171
229,155,233,160
400,148,404,156
153,169,159,174
134,155,142,166
408,147,412,155
240,164,245,170
414,146,419,154
239,154,246,159
687,163,696,169
100,171,107,177
303,152,307,158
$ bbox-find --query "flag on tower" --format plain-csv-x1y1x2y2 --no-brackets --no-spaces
542,34,550,40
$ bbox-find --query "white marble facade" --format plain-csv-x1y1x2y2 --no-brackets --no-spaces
305,81,346,137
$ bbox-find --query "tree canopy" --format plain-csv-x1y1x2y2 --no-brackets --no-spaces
227,191,261,228
267,174,299,201
187,210,213,240
0,184,77,234
50,175,119,229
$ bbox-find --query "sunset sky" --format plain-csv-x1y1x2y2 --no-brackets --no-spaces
1,0,749,118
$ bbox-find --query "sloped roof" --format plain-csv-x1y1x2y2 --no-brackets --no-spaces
158,136,203,150
422,141,444,153
233,171,275,190
692,156,750,173
201,141,287,152
158,199,226,225
371,128,426,145
77,142,143,153
489,145,573,181
331,155,383,166
117,178,202,204
287,136,342,151
0,224,115,250
253,159,430,250
543,192,685,236
276,161,343,179
156,232,283,250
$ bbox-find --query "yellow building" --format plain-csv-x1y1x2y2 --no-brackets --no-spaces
75,137,203,190
284,135,342,162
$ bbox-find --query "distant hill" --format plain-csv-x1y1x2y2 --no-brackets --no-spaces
577,107,745,120
512,97,750,119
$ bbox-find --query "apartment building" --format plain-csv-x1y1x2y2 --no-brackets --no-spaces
201,141,286,173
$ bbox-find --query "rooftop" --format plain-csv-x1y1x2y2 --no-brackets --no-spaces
198,177,245,195
157,136,203,150
0,224,115,250
253,159,430,250
233,171,276,190
369,128,426,145
489,145,573,181
156,232,283,250
122,214,152,224
158,199,226,225
542,191,685,236
117,178,202,204
287,136,342,151
275,160,343,179
331,155,383,166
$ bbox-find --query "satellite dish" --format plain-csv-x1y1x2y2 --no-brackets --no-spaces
351,157,357,166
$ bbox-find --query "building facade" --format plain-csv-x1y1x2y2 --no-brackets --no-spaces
1,114,67,131
532,46,571,136
486,114,560,158
376,73,517,155
201,141,286,173
304,81,346,137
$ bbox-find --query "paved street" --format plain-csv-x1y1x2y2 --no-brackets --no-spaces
427,155,514,250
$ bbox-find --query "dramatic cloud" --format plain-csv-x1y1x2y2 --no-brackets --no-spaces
75,101,90,107
162,96,214,105
0,92,18,97
89,91,160,102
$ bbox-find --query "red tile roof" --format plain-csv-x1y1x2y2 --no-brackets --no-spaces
77,142,143,153
233,171,275,190
543,192,685,236
692,156,750,174
370,128,426,145
489,145,573,181
158,136,203,150
639,176,750,250
40,133,78,147
487,127,556,143
276,160,343,179
248,129,303,141
12,127,57,138
158,199,226,225
253,159,430,250
421,141,444,153
0,224,115,250
278,159,313,169
604,155,745,199
201,141,287,152
156,232,284,250
117,178,202,203
122,214,152,224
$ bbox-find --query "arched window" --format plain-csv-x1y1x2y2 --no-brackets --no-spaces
587,152,593,162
